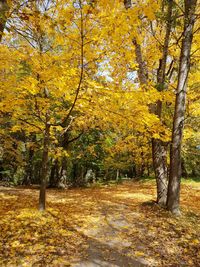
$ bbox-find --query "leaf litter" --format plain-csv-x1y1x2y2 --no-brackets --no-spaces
0,180,199,266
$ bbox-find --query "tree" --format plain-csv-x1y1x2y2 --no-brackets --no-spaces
0,0,89,210
1,0,199,215
167,0,197,215
2,0,134,209
124,0,173,206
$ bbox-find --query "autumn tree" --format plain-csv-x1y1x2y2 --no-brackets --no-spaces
167,0,197,215
124,0,174,206
1,0,199,216
0,0,88,209
1,0,135,209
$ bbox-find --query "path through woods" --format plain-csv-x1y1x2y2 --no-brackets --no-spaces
0,180,200,266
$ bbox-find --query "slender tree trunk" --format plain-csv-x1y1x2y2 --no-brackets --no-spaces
152,0,173,206
124,0,173,206
0,0,9,42
141,151,145,177
23,146,34,185
59,157,68,187
181,157,188,178
39,113,50,211
134,38,169,204
116,169,120,181
167,0,197,215
49,158,59,188
147,164,150,177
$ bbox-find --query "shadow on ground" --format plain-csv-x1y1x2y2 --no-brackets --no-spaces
72,236,146,267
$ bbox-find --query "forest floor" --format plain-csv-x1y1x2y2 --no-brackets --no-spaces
0,179,200,267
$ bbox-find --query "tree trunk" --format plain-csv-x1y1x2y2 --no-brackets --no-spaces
49,158,59,188
167,0,197,215
23,146,34,185
116,169,120,181
0,0,9,42
58,157,68,188
181,157,188,178
124,0,172,206
147,164,150,177
152,0,173,206
152,139,168,205
39,113,50,211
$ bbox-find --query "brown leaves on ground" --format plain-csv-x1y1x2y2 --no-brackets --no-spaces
0,188,86,266
0,180,200,266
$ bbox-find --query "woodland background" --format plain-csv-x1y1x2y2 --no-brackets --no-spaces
0,0,200,213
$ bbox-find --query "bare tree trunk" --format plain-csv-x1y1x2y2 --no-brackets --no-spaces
124,0,172,206
23,146,34,185
152,0,173,206
152,140,168,205
181,157,188,178
116,169,120,181
49,158,59,188
39,113,50,211
167,0,197,215
0,0,9,42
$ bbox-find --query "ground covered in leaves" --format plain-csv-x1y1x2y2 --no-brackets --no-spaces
0,179,200,266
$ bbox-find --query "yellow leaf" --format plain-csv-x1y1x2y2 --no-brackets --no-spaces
191,239,199,245
135,251,144,257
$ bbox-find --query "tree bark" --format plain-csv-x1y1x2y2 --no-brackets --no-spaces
0,0,9,42
49,158,59,188
181,157,188,178
39,113,50,211
124,0,172,206
152,140,168,205
23,146,34,185
152,0,173,206
130,12,167,199
167,0,197,215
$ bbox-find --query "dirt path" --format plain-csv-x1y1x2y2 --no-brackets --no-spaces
72,239,145,267
71,202,149,267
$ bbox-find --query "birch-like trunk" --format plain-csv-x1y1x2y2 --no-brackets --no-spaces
167,0,197,215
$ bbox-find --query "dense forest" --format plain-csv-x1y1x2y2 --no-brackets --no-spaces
1,0,199,212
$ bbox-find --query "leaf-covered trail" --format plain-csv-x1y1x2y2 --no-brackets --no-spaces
72,201,147,267
0,180,200,266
